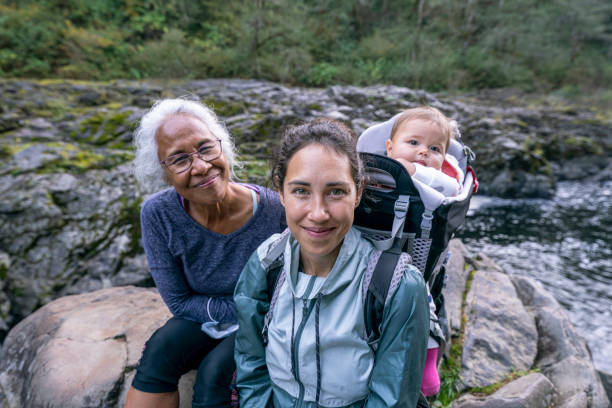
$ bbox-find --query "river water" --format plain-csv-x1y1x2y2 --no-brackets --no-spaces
456,180,612,373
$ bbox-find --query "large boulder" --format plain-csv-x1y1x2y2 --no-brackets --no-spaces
454,264,609,407
512,275,609,407
460,269,538,389
0,286,195,408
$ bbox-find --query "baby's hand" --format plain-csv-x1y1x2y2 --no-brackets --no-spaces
395,158,416,176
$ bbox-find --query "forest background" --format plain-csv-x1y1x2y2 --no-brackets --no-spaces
1,0,611,100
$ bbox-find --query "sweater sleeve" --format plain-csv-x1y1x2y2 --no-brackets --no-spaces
413,163,461,197
365,265,430,407
141,200,236,323
234,249,275,408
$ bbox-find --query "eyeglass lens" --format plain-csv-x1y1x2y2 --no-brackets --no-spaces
165,140,221,173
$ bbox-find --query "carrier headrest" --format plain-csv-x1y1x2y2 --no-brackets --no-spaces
356,115,399,156
357,115,470,172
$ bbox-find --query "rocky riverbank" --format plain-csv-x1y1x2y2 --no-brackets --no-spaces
0,240,608,407
0,79,610,406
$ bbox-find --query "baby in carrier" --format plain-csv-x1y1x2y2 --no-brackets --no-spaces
385,106,463,198
385,106,462,397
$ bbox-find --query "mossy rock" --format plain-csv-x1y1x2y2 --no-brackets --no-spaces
74,109,135,146
236,155,271,187
2,141,133,175
544,134,605,161
202,98,248,117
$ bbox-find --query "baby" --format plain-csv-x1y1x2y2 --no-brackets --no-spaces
385,106,462,197
385,106,463,397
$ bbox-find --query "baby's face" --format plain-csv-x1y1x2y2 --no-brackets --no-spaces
385,118,446,170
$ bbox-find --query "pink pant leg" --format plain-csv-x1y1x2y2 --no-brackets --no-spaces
421,347,440,396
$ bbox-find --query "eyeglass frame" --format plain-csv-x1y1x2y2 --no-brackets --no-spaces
159,139,223,174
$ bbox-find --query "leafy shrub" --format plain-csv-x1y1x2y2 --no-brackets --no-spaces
130,29,206,79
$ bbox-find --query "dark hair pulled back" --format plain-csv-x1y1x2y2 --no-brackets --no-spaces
272,118,364,192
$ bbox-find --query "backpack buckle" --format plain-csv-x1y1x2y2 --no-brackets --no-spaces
394,196,410,219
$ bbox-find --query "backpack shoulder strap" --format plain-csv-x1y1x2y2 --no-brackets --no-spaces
261,230,291,345
363,251,412,351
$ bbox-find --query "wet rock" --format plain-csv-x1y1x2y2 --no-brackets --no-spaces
451,373,555,408
512,276,610,407
556,156,609,180
486,167,555,199
460,270,538,389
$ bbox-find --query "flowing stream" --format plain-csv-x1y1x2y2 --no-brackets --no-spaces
456,180,612,373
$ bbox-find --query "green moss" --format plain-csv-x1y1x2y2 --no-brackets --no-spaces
202,98,247,117
76,109,133,145
515,119,528,128
469,369,541,396
544,134,604,161
1,142,31,156
0,141,130,174
235,155,271,185
11,286,24,297
564,136,604,155
307,103,323,111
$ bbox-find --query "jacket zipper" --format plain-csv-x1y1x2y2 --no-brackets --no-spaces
292,276,317,408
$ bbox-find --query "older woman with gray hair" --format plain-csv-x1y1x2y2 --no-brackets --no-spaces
125,99,285,408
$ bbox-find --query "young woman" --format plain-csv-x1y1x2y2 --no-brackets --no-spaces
234,119,429,407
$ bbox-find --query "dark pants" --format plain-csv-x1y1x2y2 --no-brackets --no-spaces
132,317,236,408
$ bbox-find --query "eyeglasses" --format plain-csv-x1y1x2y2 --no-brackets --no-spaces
160,139,223,174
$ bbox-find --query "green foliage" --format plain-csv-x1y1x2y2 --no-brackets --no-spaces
0,0,610,93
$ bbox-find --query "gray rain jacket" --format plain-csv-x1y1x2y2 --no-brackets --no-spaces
234,227,429,407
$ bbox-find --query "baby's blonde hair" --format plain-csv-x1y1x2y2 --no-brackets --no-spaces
390,106,456,154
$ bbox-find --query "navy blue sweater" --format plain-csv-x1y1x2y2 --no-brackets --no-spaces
140,185,285,324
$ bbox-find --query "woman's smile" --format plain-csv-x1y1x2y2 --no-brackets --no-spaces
303,225,336,237
193,173,219,188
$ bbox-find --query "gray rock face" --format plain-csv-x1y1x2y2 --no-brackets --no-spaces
512,275,609,407
443,239,471,337
451,373,555,408
0,167,150,337
460,270,538,389
0,286,190,408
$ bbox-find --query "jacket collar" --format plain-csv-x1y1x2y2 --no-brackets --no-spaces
284,227,369,299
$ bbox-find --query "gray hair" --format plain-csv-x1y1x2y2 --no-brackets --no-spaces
133,98,241,192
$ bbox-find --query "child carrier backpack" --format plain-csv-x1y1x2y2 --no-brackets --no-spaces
354,114,478,344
